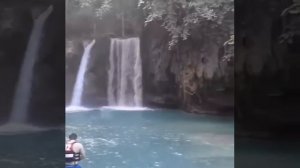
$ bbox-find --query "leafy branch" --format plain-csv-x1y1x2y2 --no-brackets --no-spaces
138,0,234,50
75,0,113,19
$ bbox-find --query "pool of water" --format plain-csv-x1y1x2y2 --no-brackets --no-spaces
0,130,64,168
66,109,234,168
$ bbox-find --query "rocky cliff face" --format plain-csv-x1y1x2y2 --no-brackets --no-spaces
0,0,65,126
236,0,300,135
66,2,234,114
141,21,234,113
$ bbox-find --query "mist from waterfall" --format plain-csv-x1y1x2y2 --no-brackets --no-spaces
9,6,53,123
108,38,143,107
70,40,96,106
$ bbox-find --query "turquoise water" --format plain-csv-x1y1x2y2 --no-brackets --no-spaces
66,109,234,168
0,130,64,168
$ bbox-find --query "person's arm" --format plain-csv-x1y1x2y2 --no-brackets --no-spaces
79,143,86,160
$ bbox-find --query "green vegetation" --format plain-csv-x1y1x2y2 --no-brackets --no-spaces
139,0,233,49
67,0,234,59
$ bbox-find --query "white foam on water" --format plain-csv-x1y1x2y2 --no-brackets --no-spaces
0,123,62,135
101,106,150,111
96,137,118,145
0,158,23,164
65,105,94,113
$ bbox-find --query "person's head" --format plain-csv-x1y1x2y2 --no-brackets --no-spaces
69,133,77,140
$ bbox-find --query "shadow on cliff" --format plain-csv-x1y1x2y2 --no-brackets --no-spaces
0,0,65,126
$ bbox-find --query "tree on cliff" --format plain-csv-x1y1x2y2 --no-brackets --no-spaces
138,0,234,50
68,0,234,59
67,0,112,19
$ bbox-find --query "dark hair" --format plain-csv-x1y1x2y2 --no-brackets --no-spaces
69,133,77,140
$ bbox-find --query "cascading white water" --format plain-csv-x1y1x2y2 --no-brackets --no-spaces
70,40,96,106
9,6,53,123
108,38,143,107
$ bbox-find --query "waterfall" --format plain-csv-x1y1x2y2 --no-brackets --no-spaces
108,38,143,107
70,40,96,106
9,6,53,123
